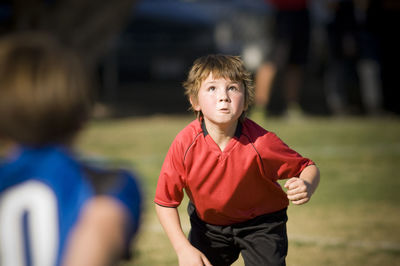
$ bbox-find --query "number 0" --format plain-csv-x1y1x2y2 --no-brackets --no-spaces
0,180,59,266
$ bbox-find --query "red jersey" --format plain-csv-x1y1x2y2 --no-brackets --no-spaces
155,118,314,225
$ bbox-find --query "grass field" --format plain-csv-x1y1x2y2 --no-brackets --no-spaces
77,112,400,266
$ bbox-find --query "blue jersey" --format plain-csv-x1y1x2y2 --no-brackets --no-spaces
0,145,142,266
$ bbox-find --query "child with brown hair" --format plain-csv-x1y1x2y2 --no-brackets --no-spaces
155,54,320,266
0,32,142,266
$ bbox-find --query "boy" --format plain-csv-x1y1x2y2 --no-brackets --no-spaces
155,55,320,266
0,32,142,266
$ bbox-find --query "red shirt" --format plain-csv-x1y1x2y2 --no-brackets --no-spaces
155,118,314,225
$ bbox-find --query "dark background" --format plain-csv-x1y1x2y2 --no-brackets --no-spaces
1,0,399,117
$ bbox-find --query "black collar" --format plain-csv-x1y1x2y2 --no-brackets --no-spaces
201,119,242,138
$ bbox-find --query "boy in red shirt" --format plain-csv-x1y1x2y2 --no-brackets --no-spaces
155,55,320,266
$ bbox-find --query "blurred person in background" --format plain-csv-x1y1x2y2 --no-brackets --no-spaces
353,0,383,115
0,32,142,266
255,0,311,117
322,0,383,116
379,0,400,115
323,0,364,115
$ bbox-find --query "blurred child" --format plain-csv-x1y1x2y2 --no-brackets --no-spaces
155,55,320,266
0,32,142,266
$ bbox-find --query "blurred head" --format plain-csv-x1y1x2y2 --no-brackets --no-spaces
0,32,93,146
183,54,254,121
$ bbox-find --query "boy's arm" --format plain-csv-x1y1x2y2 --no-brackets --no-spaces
284,165,320,205
155,204,212,266
63,197,130,266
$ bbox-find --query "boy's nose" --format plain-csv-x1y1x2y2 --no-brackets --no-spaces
218,89,229,102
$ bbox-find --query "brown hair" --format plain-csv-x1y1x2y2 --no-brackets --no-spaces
183,54,254,121
0,32,93,146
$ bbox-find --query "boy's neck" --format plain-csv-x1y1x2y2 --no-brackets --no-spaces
202,119,238,151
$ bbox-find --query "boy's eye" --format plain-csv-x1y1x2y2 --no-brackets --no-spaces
208,86,216,91
228,86,238,91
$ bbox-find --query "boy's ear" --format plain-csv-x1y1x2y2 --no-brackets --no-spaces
189,96,201,111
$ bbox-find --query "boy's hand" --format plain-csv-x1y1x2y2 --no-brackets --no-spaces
284,177,312,205
177,245,212,266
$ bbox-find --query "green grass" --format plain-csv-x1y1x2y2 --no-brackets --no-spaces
77,113,400,266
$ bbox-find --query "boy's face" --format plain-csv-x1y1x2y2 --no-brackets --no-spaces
191,72,245,127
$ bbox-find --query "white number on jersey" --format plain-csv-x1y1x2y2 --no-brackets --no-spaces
0,180,59,266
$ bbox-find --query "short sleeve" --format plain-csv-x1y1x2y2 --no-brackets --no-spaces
154,138,186,207
110,170,143,234
261,132,315,181
81,164,143,260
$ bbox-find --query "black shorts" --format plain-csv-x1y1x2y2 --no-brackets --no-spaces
187,202,288,266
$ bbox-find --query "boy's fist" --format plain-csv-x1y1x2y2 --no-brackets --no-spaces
284,177,312,205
